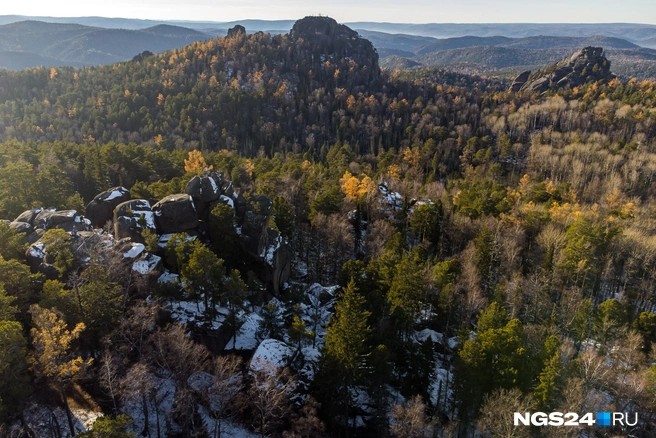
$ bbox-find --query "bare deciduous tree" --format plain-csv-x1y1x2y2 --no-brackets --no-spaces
390,395,434,438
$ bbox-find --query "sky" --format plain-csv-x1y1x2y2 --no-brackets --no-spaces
3,0,656,24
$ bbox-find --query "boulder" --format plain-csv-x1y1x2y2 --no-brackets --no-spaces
257,229,292,294
9,221,32,234
221,180,235,198
239,195,273,257
25,241,46,270
185,169,224,203
26,230,110,274
113,199,155,241
86,187,131,227
132,253,163,275
25,229,45,244
33,209,78,230
152,194,199,234
509,70,531,92
14,208,42,225
56,216,92,232
270,242,293,294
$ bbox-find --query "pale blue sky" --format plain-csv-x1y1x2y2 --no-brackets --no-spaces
4,0,656,24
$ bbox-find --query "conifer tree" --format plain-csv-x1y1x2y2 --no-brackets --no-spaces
181,243,226,319
0,320,29,422
320,279,371,432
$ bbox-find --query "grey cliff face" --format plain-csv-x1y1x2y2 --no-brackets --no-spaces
511,46,615,93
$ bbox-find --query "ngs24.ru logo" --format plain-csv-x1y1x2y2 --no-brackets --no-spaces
514,412,638,427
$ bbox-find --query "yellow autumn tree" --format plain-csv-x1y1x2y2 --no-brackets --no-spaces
341,172,377,201
403,146,421,169
358,175,376,199
341,171,361,201
388,164,401,180
30,305,92,437
184,150,212,174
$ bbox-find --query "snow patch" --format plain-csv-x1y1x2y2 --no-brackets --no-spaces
10,403,103,437
250,339,293,375
209,177,219,194
225,312,263,351
158,270,180,284
220,194,234,208
415,329,444,345
132,253,161,274
123,243,145,259
105,189,126,201
30,242,45,259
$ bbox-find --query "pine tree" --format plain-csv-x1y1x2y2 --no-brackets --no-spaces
257,301,284,341
319,280,371,433
223,269,247,347
0,222,27,260
387,249,426,339
181,243,226,319
41,229,74,276
534,336,562,409
325,280,372,374
0,320,29,422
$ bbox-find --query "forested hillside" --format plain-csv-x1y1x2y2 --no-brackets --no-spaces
2,15,656,438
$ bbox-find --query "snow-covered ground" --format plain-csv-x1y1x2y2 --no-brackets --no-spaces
250,339,293,374
9,403,103,437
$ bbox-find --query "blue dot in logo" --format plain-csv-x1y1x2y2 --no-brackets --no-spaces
597,412,611,426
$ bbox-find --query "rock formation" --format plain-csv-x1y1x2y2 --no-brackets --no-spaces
227,25,246,39
114,199,156,242
153,194,199,234
290,16,380,86
5,170,293,294
509,70,531,92
86,187,131,227
511,46,615,93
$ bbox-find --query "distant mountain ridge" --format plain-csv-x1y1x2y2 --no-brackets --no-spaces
0,21,210,69
1,16,656,80
1,16,656,46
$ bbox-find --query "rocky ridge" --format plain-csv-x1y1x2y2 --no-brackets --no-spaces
510,46,615,93
5,170,291,293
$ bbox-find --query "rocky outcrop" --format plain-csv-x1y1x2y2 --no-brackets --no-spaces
290,16,380,86
236,195,273,258
86,187,131,227
227,25,246,38
185,169,226,220
66,170,294,293
509,70,531,92
14,208,42,225
512,46,615,93
113,199,155,242
33,209,91,232
153,194,199,234
25,231,110,279
260,230,293,294
9,221,32,234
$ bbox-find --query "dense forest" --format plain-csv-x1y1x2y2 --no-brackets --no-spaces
2,15,656,438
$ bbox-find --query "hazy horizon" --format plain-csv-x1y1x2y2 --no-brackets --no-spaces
3,0,656,25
